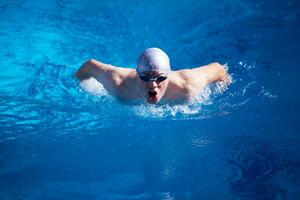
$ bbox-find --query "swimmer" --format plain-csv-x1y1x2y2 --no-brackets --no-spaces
76,47,230,104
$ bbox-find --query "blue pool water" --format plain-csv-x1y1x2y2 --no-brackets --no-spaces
1,0,300,199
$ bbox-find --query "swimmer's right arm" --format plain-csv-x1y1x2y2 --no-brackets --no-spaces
75,59,114,81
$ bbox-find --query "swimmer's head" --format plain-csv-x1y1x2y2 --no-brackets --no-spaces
136,48,171,104
136,48,171,75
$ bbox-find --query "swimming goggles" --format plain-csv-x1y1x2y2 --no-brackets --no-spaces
138,73,168,82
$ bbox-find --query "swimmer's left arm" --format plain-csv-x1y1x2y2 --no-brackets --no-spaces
195,62,230,85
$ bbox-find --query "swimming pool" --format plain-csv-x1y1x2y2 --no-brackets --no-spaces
0,0,300,199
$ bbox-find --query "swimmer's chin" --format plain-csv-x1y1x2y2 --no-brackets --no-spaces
147,99,158,104
115,96,186,105
147,94,165,104
115,96,158,105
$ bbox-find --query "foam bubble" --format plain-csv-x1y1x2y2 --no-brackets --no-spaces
260,87,277,99
79,77,109,96
130,103,197,118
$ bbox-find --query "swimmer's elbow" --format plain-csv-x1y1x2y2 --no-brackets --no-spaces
85,59,97,66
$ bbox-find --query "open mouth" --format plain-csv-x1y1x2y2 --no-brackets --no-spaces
148,90,157,97
147,90,158,103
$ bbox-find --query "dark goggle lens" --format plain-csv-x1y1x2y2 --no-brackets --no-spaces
139,75,151,82
156,75,167,82
139,75,167,82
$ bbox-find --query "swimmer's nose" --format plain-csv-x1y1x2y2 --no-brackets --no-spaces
149,80,158,88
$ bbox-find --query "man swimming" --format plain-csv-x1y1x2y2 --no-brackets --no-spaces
76,47,229,104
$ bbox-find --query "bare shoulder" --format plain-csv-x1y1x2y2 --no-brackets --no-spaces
169,69,205,92
171,68,206,84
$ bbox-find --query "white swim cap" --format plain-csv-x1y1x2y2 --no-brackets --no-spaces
136,48,171,74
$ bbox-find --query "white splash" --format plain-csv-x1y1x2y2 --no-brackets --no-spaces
79,77,109,96
260,87,277,99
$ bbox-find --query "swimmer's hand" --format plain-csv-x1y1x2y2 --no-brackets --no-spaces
219,64,231,85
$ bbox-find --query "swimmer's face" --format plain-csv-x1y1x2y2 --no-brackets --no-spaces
138,71,169,104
